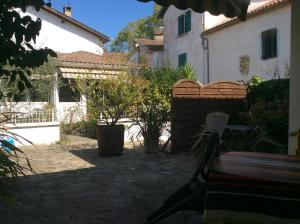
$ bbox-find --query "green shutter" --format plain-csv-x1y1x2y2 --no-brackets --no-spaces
185,10,191,32
178,15,184,35
178,53,187,67
262,28,277,60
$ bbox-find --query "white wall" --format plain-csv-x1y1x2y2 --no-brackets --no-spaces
26,7,104,55
164,6,206,83
6,122,60,146
204,0,270,30
56,102,86,123
152,50,164,68
206,4,291,83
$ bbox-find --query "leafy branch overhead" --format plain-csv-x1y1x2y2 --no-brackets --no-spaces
0,0,56,97
110,4,162,54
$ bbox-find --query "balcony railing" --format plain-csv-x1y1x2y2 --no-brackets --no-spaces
2,109,57,124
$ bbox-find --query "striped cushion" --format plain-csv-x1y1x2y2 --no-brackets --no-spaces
203,152,300,224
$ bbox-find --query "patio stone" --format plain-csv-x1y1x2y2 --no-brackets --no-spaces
0,136,202,224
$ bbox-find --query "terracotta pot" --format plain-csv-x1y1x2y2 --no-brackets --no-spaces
96,125,124,156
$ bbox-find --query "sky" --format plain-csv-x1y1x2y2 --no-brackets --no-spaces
50,0,155,41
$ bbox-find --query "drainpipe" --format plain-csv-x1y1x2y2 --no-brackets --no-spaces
201,14,210,84
201,33,210,84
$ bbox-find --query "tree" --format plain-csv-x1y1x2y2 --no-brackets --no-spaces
110,4,162,54
0,0,56,98
0,0,55,203
133,64,196,153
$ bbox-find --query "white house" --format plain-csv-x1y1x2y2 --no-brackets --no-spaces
203,0,291,83
161,6,206,82
2,4,115,145
131,27,164,68
25,5,109,54
160,0,291,83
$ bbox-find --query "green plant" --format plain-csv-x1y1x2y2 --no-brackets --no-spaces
82,73,143,126
246,77,289,145
0,119,35,203
60,120,98,139
0,0,56,98
0,0,53,203
133,64,196,153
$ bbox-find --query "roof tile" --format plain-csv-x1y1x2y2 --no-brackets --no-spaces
58,51,134,67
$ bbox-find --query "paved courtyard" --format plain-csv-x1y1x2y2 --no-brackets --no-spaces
0,136,202,224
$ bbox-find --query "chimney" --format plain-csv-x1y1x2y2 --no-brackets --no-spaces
46,0,52,7
154,27,164,41
63,6,72,17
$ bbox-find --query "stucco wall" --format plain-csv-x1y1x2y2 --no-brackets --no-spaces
6,122,60,146
26,7,104,54
206,4,291,83
152,50,164,68
164,6,205,83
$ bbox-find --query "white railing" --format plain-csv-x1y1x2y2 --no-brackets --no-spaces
4,109,57,124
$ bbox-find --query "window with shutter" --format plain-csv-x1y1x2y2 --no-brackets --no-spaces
178,53,187,67
178,15,184,35
261,28,277,60
185,10,191,33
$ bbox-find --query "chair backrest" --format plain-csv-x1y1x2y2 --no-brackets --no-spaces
190,132,220,182
203,112,229,138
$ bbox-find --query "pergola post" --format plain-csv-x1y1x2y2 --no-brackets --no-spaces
289,0,300,155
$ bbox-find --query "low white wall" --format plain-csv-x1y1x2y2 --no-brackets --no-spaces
118,119,170,143
5,122,60,146
56,102,86,123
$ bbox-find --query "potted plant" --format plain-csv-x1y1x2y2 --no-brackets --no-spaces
131,64,195,154
85,74,142,156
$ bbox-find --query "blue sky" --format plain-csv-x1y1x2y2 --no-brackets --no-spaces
50,0,155,41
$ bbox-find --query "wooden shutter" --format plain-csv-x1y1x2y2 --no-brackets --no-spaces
185,10,191,32
262,28,277,60
178,53,187,67
178,15,184,35
270,29,277,58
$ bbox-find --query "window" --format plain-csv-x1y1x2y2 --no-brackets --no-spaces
59,78,80,102
178,53,187,67
178,10,191,35
261,28,277,60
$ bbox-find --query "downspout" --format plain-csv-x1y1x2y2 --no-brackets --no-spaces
201,14,210,84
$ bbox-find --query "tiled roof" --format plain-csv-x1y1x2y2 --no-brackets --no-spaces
134,38,163,50
41,5,110,43
58,51,134,67
154,27,164,35
203,0,290,34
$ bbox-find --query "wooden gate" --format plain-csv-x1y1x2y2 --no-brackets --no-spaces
171,80,247,153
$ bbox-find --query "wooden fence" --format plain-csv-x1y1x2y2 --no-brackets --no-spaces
171,80,248,153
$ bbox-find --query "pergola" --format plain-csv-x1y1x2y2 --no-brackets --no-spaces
139,0,300,155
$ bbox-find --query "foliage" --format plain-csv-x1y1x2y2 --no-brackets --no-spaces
246,76,289,145
0,117,35,203
60,120,98,139
110,4,163,54
0,0,53,204
133,64,196,153
222,112,288,154
0,0,56,98
81,73,144,126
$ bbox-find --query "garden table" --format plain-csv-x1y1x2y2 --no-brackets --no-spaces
203,152,300,224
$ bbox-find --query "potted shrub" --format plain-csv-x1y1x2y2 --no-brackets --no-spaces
132,64,195,154
85,74,142,156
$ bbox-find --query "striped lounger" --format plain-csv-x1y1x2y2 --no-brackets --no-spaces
203,152,300,224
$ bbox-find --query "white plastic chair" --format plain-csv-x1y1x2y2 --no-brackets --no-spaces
190,112,229,151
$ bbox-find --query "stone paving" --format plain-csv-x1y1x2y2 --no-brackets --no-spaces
0,136,202,224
